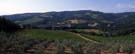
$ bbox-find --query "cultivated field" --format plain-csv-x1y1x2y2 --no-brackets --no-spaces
17,29,86,42
81,34,135,43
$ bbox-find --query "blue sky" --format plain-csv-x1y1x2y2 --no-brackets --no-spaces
0,0,135,15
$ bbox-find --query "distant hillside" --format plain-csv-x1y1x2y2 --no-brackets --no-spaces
4,10,135,35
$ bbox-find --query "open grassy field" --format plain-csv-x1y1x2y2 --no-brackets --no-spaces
17,29,135,43
81,34,135,43
17,29,86,41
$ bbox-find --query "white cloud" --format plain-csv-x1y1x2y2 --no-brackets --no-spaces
0,0,32,15
0,0,46,15
116,3,135,9
0,3,30,13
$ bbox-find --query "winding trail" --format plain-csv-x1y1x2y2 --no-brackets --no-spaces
73,33,99,44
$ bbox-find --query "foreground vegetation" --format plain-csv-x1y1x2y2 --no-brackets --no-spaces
1,32,135,54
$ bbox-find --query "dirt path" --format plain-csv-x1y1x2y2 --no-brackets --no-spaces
74,33,99,43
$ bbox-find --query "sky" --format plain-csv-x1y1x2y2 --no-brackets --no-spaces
0,0,135,15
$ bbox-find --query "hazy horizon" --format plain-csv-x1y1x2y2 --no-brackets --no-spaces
0,0,135,15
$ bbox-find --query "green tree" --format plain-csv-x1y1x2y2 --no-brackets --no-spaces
0,16,20,32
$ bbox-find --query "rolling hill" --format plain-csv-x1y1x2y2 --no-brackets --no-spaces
3,10,135,35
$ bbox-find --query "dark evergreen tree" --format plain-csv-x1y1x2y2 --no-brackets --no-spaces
0,16,20,32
